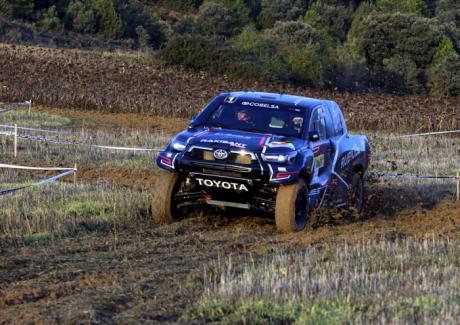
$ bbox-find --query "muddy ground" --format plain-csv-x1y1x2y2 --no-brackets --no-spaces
1,108,459,324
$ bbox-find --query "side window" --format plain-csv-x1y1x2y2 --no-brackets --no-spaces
309,106,327,140
328,103,345,136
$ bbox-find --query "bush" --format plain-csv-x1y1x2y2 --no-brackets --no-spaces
427,37,460,96
197,2,235,36
119,3,168,48
92,0,123,39
267,21,321,46
282,43,325,86
12,0,34,20
257,0,307,29
40,5,63,31
376,0,428,17
0,0,13,19
67,0,97,33
303,2,353,42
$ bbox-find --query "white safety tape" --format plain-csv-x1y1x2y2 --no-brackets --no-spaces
387,129,460,139
0,168,76,196
0,124,70,134
16,133,162,152
0,163,75,171
0,131,14,136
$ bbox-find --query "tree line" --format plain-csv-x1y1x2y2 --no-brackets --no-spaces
0,0,458,96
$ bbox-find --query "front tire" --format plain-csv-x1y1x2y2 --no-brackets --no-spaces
275,179,309,233
152,170,180,223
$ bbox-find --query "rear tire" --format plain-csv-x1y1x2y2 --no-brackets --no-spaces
347,172,364,215
275,179,309,233
152,170,180,223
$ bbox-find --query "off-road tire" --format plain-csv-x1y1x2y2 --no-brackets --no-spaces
275,179,309,233
152,170,180,223
347,172,364,215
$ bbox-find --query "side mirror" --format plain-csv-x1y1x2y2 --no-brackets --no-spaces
188,115,197,129
308,131,320,142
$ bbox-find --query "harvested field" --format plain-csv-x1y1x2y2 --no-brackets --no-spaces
0,42,459,324
1,43,459,133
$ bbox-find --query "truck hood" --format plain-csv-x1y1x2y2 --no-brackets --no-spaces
180,127,306,154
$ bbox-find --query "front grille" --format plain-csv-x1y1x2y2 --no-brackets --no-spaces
189,148,253,165
202,168,243,178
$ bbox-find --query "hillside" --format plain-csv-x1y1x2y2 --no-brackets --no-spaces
1,43,459,134
0,0,459,96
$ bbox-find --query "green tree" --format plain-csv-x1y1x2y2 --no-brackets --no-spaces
376,0,428,17
67,0,97,33
12,0,34,19
267,21,321,46
197,2,235,36
0,0,13,19
303,2,353,42
257,0,307,29
426,37,460,96
41,5,63,31
92,0,123,39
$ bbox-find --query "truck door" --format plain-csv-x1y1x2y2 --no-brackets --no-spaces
309,106,332,185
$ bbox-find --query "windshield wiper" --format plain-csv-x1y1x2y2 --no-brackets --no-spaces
205,122,231,129
238,126,266,133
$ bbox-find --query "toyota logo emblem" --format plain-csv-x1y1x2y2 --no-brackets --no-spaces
213,149,228,160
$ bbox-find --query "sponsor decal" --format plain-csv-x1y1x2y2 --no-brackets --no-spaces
225,96,237,104
196,178,249,191
241,101,280,109
340,150,360,170
265,139,296,150
213,149,228,160
315,154,325,169
200,139,247,148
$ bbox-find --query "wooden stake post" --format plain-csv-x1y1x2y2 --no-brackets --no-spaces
73,163,77,185
457,172,459,202
13,124,17,158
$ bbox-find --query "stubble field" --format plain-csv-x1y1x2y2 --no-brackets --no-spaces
0,44,459,324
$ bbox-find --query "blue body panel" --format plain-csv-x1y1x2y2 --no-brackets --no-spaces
157,91,370,210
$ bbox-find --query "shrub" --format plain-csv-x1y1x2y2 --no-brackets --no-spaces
119,2,168,48
67,0,97,33
197,2,235,36
376,0,428,17
281,43,325,86
11,0,34,20
257,0,307,29
92,0,123,39
303,2,353,42
426,37,460,96
40,5,63,32
0,0,13,19
267,20,321,46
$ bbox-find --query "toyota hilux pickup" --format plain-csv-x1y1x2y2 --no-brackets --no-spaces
153,91,370,232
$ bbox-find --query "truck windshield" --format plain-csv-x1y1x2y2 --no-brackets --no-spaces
204,103,306,138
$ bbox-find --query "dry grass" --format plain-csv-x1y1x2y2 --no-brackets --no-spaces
191,238,460,324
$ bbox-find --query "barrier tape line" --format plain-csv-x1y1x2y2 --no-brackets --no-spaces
0,167,76,196
0,131,163,152
0,124,71,134
372,172,458,180
0,109,13,115
0,163,75,171
386,129,460,139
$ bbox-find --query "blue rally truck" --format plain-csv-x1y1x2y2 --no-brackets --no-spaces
154,92,370,233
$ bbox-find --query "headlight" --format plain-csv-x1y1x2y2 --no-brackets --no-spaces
262,152,297,163
172,141,186,151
